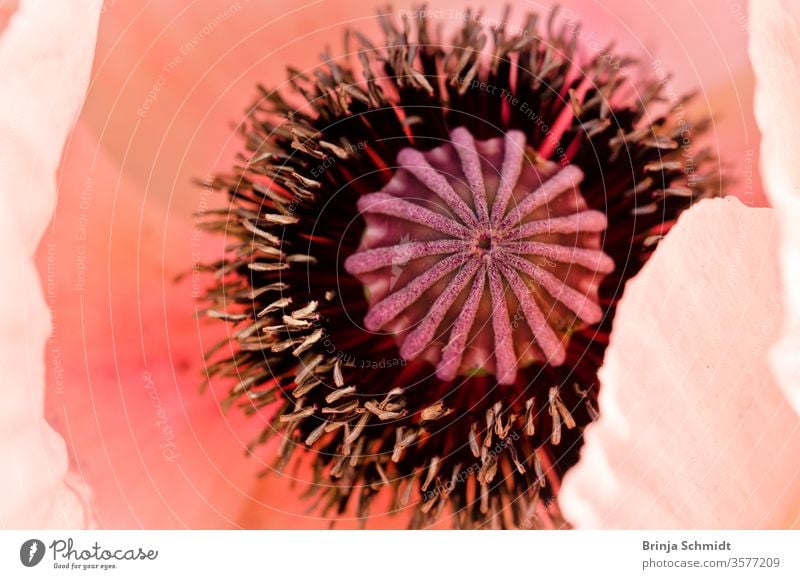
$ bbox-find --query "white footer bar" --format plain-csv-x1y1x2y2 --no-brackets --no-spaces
2,530,797,578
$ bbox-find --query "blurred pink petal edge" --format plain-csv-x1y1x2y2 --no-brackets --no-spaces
0,0,102,527
750,0,800,415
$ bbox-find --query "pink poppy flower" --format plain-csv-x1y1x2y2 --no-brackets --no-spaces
1,0,795,529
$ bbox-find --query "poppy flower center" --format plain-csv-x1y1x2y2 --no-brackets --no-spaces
345,127,615,384
201,4,719,527
474,230,494,253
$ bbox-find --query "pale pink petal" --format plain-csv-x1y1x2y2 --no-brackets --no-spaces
0,0,101,528
561,197,800,529
750,0,800,416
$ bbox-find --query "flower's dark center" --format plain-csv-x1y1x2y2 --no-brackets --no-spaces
345,128,615,384
200,4,720,529
474,230,494,253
